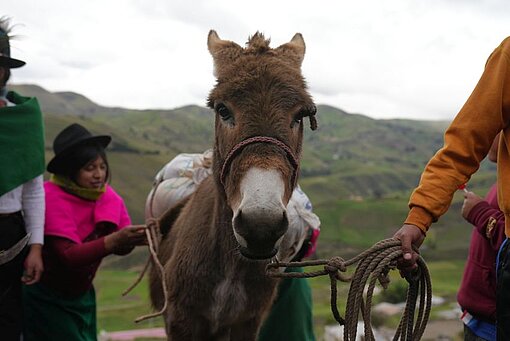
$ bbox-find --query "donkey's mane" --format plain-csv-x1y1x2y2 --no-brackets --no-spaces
245,32,272,54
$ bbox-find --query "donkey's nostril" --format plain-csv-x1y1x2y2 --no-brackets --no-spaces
239,246,277,260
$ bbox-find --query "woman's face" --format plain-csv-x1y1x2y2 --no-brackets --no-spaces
76,156,107,189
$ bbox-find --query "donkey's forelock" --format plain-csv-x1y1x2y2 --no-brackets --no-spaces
245,32,271,54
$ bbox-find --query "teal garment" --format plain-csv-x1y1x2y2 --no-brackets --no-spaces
22,282,97,341
0,91,45,196
258,267,316,341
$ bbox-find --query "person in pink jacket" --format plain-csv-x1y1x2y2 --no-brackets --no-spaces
22,123,147,341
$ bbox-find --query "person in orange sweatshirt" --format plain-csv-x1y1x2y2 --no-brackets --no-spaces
392,36,510,341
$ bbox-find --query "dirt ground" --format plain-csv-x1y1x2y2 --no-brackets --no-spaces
421,319,463,340
376,319,463,341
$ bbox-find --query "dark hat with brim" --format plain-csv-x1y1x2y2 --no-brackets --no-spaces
0,19,26,68
47,123,111,174
0,53,25,68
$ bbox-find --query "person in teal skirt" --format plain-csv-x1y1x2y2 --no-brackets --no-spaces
258,185,320,341
22,124,148,341
258,267,317,341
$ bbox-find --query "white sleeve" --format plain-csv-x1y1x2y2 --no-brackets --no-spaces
21,175,45,245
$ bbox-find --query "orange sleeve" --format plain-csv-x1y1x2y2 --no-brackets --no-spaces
406,37,510,231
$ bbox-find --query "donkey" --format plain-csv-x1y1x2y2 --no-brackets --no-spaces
149,30,317,340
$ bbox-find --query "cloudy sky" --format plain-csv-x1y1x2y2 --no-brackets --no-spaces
3,0,510,120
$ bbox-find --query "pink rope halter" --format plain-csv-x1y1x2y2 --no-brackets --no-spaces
219,136,300,188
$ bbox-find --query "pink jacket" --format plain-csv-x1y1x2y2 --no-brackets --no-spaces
41,181,131,295
44,181,131,243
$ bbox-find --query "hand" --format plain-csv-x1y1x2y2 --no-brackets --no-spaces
22,244,44,285
461,191,484,220
393,224,425,273
113,244,136,256
104,226,147,254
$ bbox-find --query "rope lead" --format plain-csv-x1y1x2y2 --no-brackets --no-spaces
266,238,431,341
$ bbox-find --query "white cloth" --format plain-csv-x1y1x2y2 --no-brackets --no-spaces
0,175,45,244
0,87,15,107
145,150,213,218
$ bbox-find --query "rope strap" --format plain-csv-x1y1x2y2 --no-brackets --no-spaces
266,238,431,341
0,232,31,266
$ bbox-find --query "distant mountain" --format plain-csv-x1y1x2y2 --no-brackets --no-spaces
11,84,119,116
11,84,449,163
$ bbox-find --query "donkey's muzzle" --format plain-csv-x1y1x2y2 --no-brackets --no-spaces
233,209,289,260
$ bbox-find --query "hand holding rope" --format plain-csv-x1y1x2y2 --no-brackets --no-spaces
266,238,431,341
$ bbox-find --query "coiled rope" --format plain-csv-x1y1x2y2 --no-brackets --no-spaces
266,238,431,341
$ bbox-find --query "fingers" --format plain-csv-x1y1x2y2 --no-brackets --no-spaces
112,227,147,249
393,224,424,273
463,191,480,202
125,227,147,243
400,233,413,260
23,270,41,285
21,270,34,284
22,248,44,285
124,226,147,237
22,264,43,285
462,192,484,219
398,232,417,271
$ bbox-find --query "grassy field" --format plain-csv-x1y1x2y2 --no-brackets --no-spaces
96,257,467,338
95,270,164,333
95,185,490,338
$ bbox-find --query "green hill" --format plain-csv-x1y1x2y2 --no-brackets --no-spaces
11,84,496,264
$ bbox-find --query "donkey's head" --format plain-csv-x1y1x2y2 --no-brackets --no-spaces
207,30,317,260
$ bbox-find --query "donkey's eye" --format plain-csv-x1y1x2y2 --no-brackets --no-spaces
291,112,303,128
215,103,232,121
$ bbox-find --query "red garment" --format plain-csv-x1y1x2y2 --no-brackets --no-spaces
41,236,109,296
457,185,507,322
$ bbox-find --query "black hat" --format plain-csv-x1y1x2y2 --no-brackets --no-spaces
0,17,25,68
47,123,111,173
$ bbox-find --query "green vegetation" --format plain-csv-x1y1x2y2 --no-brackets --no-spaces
11,84,495,338
95,270,163,332
96,259,466,337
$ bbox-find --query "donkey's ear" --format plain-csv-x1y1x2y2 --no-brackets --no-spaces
275,33,306,67
208,30,242,77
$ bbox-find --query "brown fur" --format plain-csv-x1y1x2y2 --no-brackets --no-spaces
149,31,316,340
